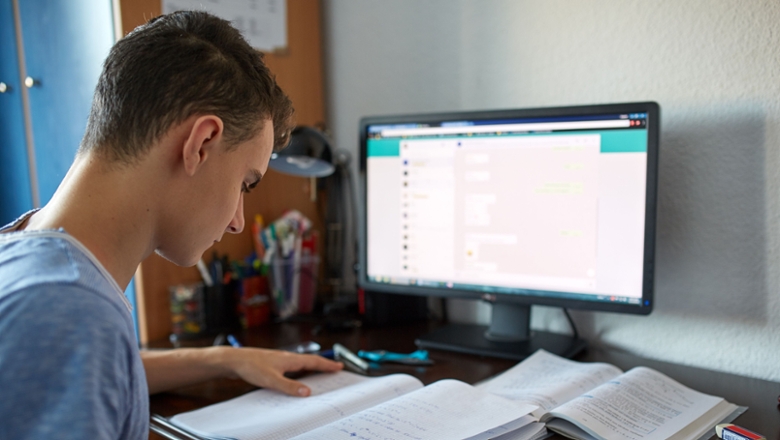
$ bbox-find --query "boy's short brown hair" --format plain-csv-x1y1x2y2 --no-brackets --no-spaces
80,11,294,163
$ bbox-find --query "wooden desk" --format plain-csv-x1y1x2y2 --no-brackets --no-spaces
148,321,780,439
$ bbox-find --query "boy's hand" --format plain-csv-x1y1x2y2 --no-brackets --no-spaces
221,347,343,396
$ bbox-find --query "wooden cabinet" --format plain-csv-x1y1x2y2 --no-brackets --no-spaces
119,0,327,345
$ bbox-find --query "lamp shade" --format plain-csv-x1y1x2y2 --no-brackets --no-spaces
268,126,335,177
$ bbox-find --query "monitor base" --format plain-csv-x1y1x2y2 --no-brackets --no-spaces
415,323,587,361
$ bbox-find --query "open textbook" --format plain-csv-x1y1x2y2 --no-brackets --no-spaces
164,371,544,440
477,350,743,440
162,350,741,440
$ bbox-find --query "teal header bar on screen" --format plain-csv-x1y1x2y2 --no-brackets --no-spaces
366,129,647,157
367,138,401,156
598,130,647,153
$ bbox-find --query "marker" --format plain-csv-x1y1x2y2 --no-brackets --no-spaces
226,334,243,348
317,349,335,360
716,424,765,440
333,343,369,371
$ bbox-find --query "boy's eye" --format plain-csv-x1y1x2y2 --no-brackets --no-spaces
242,178,261,194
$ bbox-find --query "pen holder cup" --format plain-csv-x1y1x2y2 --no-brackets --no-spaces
268,254,320,316
237,275,271,328
203,282,239,333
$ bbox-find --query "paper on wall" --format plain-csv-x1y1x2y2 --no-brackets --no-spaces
162,0,287,52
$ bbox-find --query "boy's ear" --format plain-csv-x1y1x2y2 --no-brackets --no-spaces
182,115,224,176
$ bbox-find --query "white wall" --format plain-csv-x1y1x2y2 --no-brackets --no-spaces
323,0,780,382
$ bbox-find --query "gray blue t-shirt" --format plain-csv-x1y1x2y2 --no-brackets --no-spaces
0,214,148,439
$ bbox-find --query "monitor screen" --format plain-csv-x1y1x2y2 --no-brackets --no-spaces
358,102,659,359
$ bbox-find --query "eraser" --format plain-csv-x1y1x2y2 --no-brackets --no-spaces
716,424,765,440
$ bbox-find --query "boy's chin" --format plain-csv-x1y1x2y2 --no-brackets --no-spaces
155,248,204,268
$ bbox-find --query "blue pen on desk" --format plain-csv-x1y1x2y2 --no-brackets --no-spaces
317,349,335,359
358,349,433,365
226,334,243,348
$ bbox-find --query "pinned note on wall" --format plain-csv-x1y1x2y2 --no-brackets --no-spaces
162,0,287,53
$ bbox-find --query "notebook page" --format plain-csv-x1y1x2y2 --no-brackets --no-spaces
170,371,423,440
668,400,739,440
477,350,622,418
543,367,727,440
289,379,538,440
465,415,540,440
488,422,547,440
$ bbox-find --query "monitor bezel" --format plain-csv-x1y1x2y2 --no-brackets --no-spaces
358,101,659,315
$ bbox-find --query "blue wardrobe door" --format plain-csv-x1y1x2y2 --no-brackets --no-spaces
0,0,33,225
18,0,114,205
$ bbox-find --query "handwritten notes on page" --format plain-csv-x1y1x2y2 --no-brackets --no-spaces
544,367,736,440
170,371,422,440
290,379,538,440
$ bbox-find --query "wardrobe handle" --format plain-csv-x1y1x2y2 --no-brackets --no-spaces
24,76,37,88
0,82,7,93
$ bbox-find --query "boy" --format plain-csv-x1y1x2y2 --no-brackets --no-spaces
0,11,341,439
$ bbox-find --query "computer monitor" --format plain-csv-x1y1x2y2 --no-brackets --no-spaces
358,102,659,361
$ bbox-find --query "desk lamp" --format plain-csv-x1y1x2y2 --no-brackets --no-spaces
269,126,335,180
268,126,358,311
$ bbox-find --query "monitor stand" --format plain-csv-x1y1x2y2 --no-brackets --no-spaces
415,302,587,361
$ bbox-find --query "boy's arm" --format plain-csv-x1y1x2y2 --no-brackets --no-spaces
141,347,343,396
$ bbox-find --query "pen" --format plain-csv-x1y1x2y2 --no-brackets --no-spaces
226,334,243,348
340,359,368,375
317,349,335,359
196,258,214,287
213,333,226,346
333,343,369,371
358,349,434,365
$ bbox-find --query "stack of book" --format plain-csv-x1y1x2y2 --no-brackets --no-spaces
155,350,742,440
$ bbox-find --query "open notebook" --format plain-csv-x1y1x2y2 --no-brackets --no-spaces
154,371,544,440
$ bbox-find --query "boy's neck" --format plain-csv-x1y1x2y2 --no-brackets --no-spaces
25,154,161,289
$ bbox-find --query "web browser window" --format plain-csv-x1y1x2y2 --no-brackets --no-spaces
366,113,649,304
